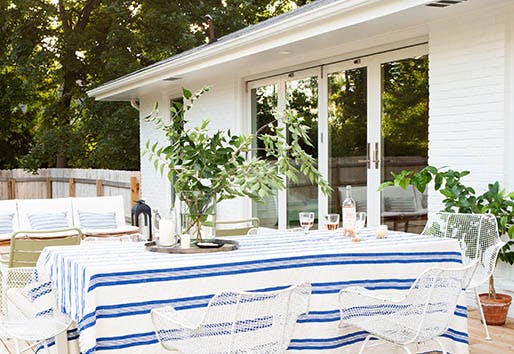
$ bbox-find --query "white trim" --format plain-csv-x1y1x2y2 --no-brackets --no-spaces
505,6,514,191
88,0,433,100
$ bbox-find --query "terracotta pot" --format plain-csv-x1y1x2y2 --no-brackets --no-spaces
479,293,512,326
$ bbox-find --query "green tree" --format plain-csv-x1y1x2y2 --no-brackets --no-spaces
1,0,311,171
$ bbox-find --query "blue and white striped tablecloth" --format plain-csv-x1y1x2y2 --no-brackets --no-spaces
37,229,467,354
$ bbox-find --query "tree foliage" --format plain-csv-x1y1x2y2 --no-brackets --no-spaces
1,0,311,171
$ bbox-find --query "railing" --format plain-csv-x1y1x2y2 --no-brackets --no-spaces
0,169,140,220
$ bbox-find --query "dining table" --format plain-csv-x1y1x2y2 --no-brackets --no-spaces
36,228,468,354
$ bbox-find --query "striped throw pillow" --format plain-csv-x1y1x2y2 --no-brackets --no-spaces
0,213,14,234
78,211,117,229
28,212,69,230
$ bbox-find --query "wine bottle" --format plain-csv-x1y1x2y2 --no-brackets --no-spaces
342,185,356,237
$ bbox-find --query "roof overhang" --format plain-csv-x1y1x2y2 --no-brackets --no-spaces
87,0,504,101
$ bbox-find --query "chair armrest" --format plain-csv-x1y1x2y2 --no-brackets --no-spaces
11,227,83,240
151,306,199,331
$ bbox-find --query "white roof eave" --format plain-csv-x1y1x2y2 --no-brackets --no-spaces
88,0,433,101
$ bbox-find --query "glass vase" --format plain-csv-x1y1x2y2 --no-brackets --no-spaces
178,191,216,242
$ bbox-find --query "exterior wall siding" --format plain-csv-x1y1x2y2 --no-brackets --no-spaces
428,5,513,298
139,79,248,222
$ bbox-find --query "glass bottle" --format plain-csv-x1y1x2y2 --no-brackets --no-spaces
153,209,161,243
342,185,356,237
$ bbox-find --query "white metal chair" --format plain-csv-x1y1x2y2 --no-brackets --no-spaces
339,262,477,354
0,267,71,354
151,282,311,353
422,212,509,340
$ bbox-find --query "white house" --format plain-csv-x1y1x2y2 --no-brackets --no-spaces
88,0,514,294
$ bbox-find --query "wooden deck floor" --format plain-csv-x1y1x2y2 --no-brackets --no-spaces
0,309,512,353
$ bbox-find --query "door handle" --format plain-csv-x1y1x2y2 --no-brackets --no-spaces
372,142,379,169
357,143,371,169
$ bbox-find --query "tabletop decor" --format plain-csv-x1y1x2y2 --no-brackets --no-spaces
145,87,331,242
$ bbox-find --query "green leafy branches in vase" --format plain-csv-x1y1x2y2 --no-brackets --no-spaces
144,87,331,242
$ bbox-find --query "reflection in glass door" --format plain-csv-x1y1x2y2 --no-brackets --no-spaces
250,84,278,228
286,76,319,227
327,68,368,215
380,55,429,233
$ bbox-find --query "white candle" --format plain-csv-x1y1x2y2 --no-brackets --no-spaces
180,233,191,249
159,218,176,246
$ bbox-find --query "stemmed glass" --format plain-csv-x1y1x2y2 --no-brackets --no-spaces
355,212,367,235
324,214,340,242
299,212,315,234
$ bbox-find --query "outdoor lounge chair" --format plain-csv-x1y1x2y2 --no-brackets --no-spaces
151,282,311,353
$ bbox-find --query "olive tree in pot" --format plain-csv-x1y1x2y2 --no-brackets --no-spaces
380,166,514,325
144,87,331,242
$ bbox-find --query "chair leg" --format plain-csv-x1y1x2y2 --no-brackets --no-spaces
434,337,447,354
13,338,20,354
401,345,412,354
358,335,372,354
474,288,492,341
44,340,51,354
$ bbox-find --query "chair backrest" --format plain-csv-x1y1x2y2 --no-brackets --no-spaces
9,230,82,268
71,195,126,229
216,218,260,237
16,198,74,231
153,282,311,353
422,212,502,287
0,200,19,240
399,262,477,344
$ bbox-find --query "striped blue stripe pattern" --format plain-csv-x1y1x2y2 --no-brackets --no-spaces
78,210,117,229
28,212,69,230
0,213,14,234
37,228,468,354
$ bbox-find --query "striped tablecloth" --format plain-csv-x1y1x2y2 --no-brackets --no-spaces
37,229,468,354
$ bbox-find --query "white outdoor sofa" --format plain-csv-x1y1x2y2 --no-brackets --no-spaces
0,195,139,242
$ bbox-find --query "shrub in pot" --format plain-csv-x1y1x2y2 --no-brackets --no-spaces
380,166,514,325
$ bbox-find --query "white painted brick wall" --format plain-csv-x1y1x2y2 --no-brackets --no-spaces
428,6,507,211
139,79,249,223
429,4,514,296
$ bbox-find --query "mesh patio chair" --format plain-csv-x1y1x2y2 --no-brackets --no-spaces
151,282,311,353
422,212,510,340
0,267,71,354
339,261,477,354
215,217,260,237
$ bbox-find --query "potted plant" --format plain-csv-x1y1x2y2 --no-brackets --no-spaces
145,87,331,241
380,166,514,325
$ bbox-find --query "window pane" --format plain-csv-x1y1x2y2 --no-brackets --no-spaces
251,84,278,228
286,76,318,228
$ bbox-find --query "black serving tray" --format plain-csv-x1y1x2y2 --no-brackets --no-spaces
145,239,239,254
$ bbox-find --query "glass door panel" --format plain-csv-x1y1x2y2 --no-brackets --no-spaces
251,84,278,228
286,76,319,228
380,55,429,233
327,68,368,215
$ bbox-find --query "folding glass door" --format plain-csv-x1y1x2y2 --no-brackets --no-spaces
248,45,428,231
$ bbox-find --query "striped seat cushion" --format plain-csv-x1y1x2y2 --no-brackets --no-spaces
0,213,14,234
78,211,117,229
28,212,69,230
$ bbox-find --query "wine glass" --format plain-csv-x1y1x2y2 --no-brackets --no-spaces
324,214,340,241
355,212,367,235
299,212,315,234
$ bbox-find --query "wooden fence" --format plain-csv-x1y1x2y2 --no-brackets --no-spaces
0,169,140,220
